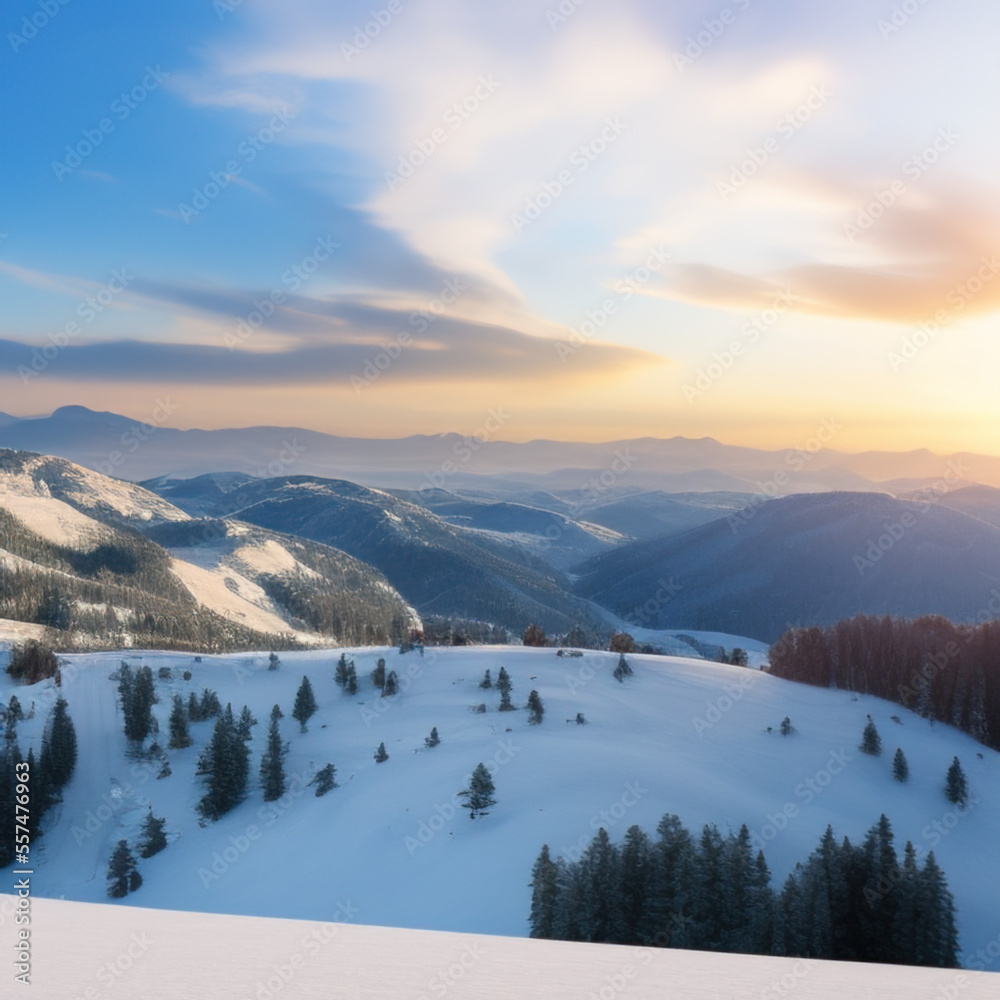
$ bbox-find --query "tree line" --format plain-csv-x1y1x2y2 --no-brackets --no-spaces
769,614,999,749
529,813,959,968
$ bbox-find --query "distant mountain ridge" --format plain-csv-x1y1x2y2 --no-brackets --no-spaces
2,406,999,493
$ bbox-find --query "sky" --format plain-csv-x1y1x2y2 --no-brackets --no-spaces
1,0,999,454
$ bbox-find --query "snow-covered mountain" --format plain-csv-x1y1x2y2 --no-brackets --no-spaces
0,451,414,649
3,644,996,967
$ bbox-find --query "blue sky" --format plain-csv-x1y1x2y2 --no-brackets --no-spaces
2,0,999,454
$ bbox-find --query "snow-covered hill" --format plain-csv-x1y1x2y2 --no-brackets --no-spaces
5,645,997,967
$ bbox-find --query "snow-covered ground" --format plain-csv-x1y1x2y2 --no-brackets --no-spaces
5,896,997,999
3,645,998,970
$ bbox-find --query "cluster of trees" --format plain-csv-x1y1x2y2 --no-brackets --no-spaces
0,697,78,867
529,813,959,968
106,812,167,898
769,615,999,749
5,641,60,683
475,667,544,721
196,705,251,821
117,663,157,743
334,653,358,694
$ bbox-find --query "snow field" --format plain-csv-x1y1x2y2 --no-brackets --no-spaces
2,644,998,968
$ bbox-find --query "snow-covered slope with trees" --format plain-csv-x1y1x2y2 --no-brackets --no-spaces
3,645,997,968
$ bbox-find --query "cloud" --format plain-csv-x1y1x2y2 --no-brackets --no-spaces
657,180,1000,324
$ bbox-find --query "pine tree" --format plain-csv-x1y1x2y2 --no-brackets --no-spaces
892,748,909,783
335,653,351,688
43,697,77,790
529,844,560,938
7,695,23,722
346,663,358,695
292,676,317,732
619,825,652,944
780,716,795,736
915,852,959,967
259,714,287,802
425,726,440,748
459,762,496,818
106,840,142,898
383,670,398,696
312,763,338,796
268,651,279,670
236,705,258,741
197,709,250,821
945,757,967,805
122,666,157,743
169,694,192,749
187,690,202,722
138,811,168,858
497,667,514,711
613,653,633,683
270,703,283,722
371,658,386,692
374,741,389,763
526,689,544,724
199,688,221,719
577,828,624,943
860,715,882,756
479,669,493,689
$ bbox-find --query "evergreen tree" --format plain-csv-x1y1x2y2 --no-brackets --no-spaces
259,714,287,802
688,824,728,951
945,757,967,804
371,658,386,693
497,667,514,711
169,694,192,749
480,669,493,689
613,653,633,683
374,741,389,763
122,666,157,743
892,748,909,783
618,825,652,944
779,716,795,736
138,811,168,858
577,828,624,943
106,840,142,898
383,670,398,696
459,762,496,818
346,663,358,695
270,703,283,721
43,697,77,790
529,844,560,938
187,690,202,722
268,651,279,670
236,705,258,742
645,813,696,948
860,715,882,756
7,695,23,722
526,689,545,724
312,763,338,796
199,688,221,719
292,676,317,732
424,726,440,748
914,852,960,967
197,708,250,821
335,653,351,688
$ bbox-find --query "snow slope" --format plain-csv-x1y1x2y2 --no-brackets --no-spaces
4,646,998,969
6,896,998,999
